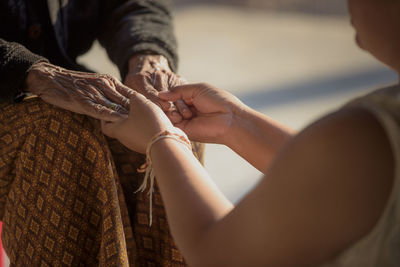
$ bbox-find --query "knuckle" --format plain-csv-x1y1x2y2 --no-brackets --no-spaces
99,74,115,86
202,82,211,88
138,71,151,78
101,73,113,81
123,98,130,107
93,104,102,112
91,103,107,114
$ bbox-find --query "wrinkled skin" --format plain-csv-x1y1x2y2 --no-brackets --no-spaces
124,54,193,124
25,54,192,123
26,62,131,121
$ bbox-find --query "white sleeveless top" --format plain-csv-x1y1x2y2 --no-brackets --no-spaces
321,85,400,266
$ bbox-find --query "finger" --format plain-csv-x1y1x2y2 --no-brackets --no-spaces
146,88,172,111
105,101,129,115
126,72,172,111
174,99,193,119
76,78,130,113
103,86,130,111
147,74,172,110
92,91,129,115
153,72,188,118
114,77,136,98
168,73,187,87
128,91,148,114
97,77,131,110
158,84,199,103
153,71,168,92
172,119,206,142
115,84,134,109
165,109,183,124
116,83,134,98
86,103,128,122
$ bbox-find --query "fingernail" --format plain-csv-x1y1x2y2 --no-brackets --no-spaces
165,102,173,110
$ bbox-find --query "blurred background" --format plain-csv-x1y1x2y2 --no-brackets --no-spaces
78,0,397,203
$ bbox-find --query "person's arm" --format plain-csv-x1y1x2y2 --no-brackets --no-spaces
0,38,47,102
152,108,393,267
225,105,293,172
98,0,177,79
98,0,190,123
159,83,294,171
102,92,394,267
0,39,133,121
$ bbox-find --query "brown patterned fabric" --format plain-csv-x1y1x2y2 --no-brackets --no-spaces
0,98,204,266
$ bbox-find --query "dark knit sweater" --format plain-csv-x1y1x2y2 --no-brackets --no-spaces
0,0,178,102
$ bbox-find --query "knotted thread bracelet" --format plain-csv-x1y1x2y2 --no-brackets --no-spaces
136,130,193,226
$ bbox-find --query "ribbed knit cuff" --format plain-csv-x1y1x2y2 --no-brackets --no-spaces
0,40,48,102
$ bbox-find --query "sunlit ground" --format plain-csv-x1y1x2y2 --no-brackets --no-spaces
78,5,398,203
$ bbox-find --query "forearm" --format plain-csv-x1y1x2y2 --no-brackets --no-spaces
151,138,233,262
99,0,177,79
226,106,295,172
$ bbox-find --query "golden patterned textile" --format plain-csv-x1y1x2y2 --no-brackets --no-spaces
0,98,204,266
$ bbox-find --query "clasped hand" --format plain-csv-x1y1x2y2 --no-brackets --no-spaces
25,60,246,152
101,83,246,153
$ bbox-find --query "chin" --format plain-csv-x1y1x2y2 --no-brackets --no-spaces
355,35,364,49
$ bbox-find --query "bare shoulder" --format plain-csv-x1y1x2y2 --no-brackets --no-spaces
261,107,394,264
285,106,394,181
209,107,394,266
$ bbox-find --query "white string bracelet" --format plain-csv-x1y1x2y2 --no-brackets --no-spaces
136,130,193,226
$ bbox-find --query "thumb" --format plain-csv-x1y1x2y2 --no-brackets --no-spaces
158,83,201,103
101,120,120,138
128,91,148,113
157,89,181,102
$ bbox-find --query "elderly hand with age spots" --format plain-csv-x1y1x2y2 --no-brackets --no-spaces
25,62,131,121
25,54,193,125
124,54,193,124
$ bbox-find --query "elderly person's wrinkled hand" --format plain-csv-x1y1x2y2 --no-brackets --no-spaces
124,54,193,124
25,62,132,121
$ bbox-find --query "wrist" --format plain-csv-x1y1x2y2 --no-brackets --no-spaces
150,133,191,158
24,61,55,94
224,105,252,148
24,62,43,94
128,54,170,74
139,128,191,170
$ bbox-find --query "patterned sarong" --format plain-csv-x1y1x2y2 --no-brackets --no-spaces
0,98,204,266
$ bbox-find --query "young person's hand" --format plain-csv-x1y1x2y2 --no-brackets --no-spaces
158,83,246,144
101,91,178,154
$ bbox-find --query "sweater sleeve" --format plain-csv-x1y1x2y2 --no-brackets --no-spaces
0,38,48,102
98,0,178,80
